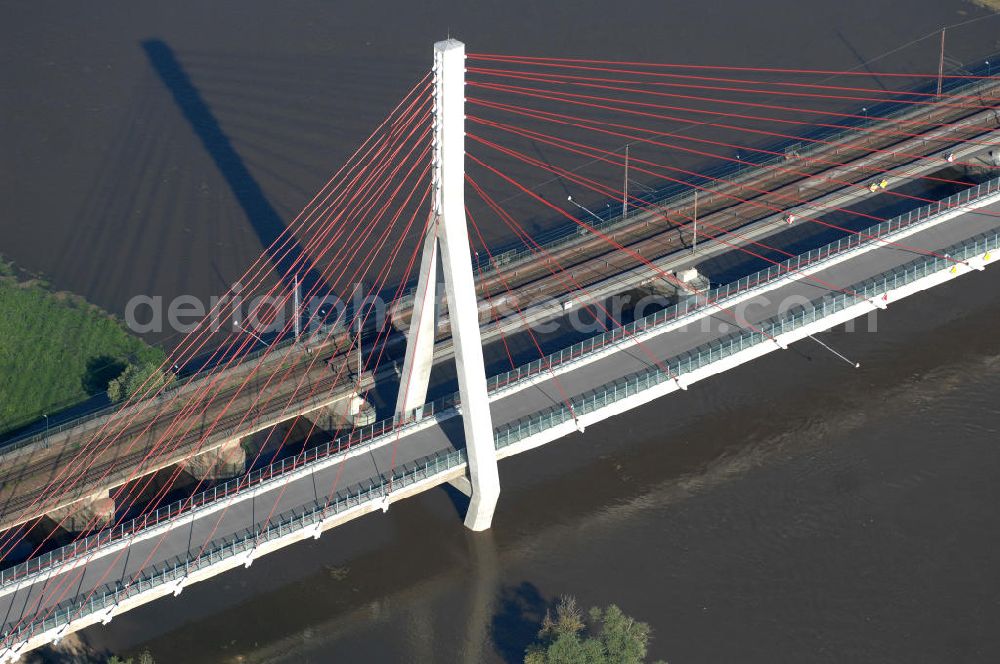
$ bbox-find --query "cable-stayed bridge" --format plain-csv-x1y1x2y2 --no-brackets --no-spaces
2,39,1000,658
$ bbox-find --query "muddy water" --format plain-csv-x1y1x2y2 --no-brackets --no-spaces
3,1,1000,662
3,0,999,344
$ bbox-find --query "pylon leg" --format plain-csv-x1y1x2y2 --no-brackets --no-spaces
435,39,500,531
396,222,439,416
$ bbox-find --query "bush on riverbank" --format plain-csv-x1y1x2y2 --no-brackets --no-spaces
106,361,173,402
0,256,164,434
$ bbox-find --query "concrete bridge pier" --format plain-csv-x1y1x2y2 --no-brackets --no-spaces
309,393,377,431
181,439,248,481
44,490,115,533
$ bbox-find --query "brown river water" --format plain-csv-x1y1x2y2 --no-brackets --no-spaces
3,1,1000,662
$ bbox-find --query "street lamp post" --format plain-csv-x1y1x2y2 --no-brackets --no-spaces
629,178,654,193
622,143,630,219
238,321,268,347
354,315,363,390
567,195,604,226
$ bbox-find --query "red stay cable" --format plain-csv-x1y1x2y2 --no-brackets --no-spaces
0,79,434,560
468,53,999,80
0,89,433,572
465,114,978,266
468,65,998,110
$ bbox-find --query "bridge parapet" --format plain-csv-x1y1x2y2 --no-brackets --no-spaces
0,364,376,534
3,200,999,654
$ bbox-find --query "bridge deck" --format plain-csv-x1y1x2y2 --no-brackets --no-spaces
3,196,999,638
0,336,363,532
4,85,998,534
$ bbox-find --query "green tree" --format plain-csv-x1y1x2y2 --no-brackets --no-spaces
107,649,154,664
525,596,663,664
107,361,172,402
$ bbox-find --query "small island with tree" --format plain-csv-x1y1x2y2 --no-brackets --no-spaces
524,596,666,664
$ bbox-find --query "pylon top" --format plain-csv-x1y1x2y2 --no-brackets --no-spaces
434,38,464,53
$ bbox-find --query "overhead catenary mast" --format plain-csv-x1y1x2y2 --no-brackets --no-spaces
622,143,629,219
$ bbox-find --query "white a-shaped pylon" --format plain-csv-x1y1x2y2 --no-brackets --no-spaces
395,39,500,531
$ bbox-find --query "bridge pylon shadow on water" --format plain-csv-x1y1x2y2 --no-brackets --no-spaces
140,39,327,296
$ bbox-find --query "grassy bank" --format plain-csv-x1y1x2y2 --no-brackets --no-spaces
0,257,164,435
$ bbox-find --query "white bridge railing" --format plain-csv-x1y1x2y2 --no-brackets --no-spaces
4,174,999,592
5,222,999,655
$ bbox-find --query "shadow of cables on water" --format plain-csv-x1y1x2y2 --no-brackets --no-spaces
491,582,552,663
140,39,324,293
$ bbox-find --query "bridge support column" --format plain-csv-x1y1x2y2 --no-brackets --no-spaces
45,490,115,533
397,39,500,531
182,438,247,481
310,392,377,430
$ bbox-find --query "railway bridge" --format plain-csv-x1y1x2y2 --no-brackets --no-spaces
1,40,998,658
